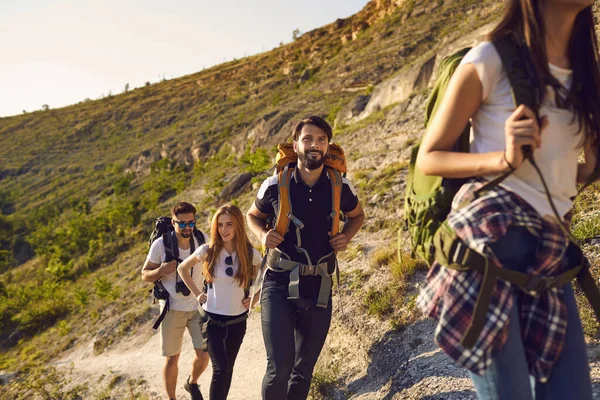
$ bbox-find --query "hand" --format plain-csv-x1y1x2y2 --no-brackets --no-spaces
262,229,284,249
250,291,261,309
242,297,251,309
504,105,548,170
159,260,177,276
196,292,207,304
330,233,349,252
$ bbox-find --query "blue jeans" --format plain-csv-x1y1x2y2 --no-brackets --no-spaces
260,282,332,400
469,227,592,400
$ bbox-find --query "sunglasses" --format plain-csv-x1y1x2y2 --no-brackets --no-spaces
173,219,196,229
225,256,234,277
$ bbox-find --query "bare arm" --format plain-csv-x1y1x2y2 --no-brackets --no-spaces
416,63,542,178
246,203,284,249
141,259,176,283
177,254,203,298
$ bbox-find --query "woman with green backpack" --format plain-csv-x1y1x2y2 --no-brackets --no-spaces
415,0,600,398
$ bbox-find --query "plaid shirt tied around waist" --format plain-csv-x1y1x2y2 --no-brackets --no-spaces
416,179,571,381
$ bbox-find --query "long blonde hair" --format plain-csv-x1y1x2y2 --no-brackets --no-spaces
203,204,255,288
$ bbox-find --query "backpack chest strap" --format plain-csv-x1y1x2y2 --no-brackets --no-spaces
266,249,335,308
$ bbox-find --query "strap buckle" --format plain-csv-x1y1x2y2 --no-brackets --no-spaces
300,265,317,276
450,240,468,265
522,275,558,295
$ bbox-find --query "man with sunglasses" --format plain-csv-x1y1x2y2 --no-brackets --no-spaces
247,116,365,399
142,201,210,400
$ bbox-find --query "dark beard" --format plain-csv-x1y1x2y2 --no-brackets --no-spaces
180,230,192,239
299,150,325,170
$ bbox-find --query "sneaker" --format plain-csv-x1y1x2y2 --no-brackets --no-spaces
184,376,204,400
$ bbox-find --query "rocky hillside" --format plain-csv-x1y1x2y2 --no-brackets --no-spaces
3,0,600,399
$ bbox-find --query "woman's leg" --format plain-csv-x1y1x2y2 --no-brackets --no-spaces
534,283,592,400
206,322,230,400
221,320,247,397
468,298,533,400
469,227,538,400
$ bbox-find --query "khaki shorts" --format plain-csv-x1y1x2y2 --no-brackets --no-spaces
160,308,203,357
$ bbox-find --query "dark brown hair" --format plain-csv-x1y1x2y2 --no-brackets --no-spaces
488,0,600,152
171,202,196,218
292,116,333,142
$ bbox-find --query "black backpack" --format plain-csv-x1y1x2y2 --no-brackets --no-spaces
148,216,206,250
149,216,206,329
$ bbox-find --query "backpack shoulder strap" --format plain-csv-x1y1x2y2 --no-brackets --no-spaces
425,47,472,128
492,36,543,113
193,229,206,246
162,232,176,262
326,167,343,237
275,165,294,237
474,38,543,197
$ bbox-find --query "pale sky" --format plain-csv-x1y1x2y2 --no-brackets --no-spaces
0,0,369,117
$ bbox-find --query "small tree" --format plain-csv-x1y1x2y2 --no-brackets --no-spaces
292,28,301,40
42,104,49,111
123,83,130,93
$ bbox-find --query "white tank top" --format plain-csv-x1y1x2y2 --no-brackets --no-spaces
460,41,583,219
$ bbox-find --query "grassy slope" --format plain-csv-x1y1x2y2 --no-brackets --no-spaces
11,0,591,397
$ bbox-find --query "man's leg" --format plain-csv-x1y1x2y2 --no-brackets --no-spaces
261,284,297,400
188,310,209,383
161,309,187,399
164,354,180,400
288,297,332,400
191,348,209,383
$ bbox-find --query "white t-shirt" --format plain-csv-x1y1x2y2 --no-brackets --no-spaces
460,41,583,218
146,233,208,312
192,244,262,316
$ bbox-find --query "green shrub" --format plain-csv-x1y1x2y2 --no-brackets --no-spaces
113,172,135,195
241,146,271,175
2,363,85,400
572,214,600,242
390,253,428,282
370,248,395,268
142,158,188,208
308,368,339,400
73,287,89,307
13,281,71,336
364,285,395,318
94,277,114,299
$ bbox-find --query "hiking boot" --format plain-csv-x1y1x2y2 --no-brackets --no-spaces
184,376,204,400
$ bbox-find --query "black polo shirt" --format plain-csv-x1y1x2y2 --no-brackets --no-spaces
254,166,359,297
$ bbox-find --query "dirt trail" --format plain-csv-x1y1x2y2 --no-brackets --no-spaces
59,311,266,399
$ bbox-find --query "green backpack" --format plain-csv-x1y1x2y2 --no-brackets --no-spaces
402,47,472,265
402,37,550,266
402,37,600,349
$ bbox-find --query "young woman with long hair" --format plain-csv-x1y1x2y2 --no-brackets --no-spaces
178,204,261,400
416,0,600,398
